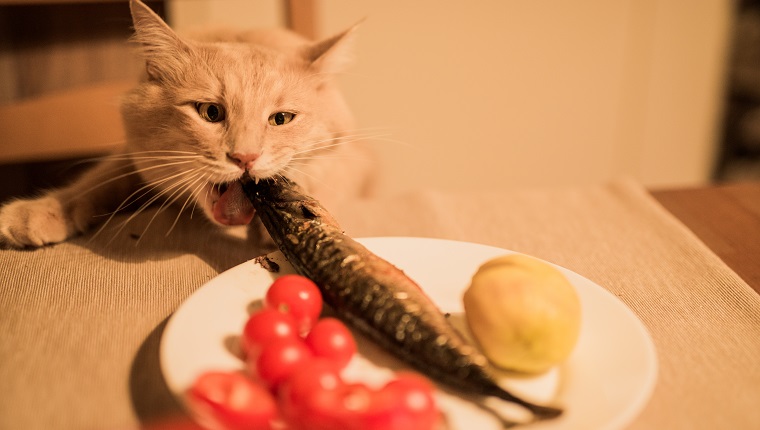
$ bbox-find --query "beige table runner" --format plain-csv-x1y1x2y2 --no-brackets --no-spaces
1,180,759,429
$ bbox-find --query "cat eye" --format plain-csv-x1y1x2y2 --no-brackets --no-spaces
196,102,226,123
268,112,295,126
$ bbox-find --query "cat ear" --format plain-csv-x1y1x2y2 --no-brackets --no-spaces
129,0,192,82
306,23,361,74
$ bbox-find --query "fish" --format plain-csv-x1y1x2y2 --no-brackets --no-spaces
241,176,562,423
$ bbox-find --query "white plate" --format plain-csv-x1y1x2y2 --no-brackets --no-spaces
160,237,657,429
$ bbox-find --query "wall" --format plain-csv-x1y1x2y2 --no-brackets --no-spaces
315,0,733,194
166,0,283,32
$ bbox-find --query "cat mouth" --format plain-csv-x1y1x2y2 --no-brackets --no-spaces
210,180,255,226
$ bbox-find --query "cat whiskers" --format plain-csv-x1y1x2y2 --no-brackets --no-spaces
278,166,319,183
135,168,210,244
79,153,204,197
165,171,215,237
288,134,383,168
112,167,211,245
82,149,200,159
292,127,410,162
89,162,212,244
89,169,185,242
273,129,387,191
295,128,393,154
76,149,203,169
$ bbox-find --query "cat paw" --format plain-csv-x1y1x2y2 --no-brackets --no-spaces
0,197,74,248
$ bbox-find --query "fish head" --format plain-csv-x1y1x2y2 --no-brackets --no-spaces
241,177,341,229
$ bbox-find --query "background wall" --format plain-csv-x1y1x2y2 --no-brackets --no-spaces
166,0,282,33
313,0,733,195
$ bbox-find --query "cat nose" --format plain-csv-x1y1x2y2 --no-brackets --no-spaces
228,152,259,170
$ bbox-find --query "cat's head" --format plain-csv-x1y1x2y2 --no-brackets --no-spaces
121,0,356,226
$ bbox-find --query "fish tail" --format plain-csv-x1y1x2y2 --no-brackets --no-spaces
486,385,563,420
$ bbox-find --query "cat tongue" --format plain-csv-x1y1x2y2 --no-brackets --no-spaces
213,181,255,226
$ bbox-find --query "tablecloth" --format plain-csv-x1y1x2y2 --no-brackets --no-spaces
1,180,759,429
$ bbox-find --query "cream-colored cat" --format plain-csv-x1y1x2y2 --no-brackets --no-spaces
0,0,373,248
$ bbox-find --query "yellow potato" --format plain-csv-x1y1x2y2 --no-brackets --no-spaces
463,254,581,374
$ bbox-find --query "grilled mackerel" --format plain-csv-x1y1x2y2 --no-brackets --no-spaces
241,176,562,422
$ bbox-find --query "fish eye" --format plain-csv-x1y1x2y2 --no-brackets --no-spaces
268,112,295,126
196,102,226,123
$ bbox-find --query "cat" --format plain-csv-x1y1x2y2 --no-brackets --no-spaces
0,0,374,249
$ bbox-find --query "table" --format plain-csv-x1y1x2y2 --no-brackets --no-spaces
652,181,760,295
1,179,759,430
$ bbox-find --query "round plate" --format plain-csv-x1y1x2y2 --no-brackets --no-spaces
160,237,657,429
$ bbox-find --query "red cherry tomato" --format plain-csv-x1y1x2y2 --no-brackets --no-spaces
280,359,344,403
373,373,440,430
280,363,439,430
279,359,347,430
344,374,439,430
281,371,377,430
241,308,299,359
304,317,357,369
186,371,278,430
265,275,323,334
337,383,377,430
255,337,314,389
